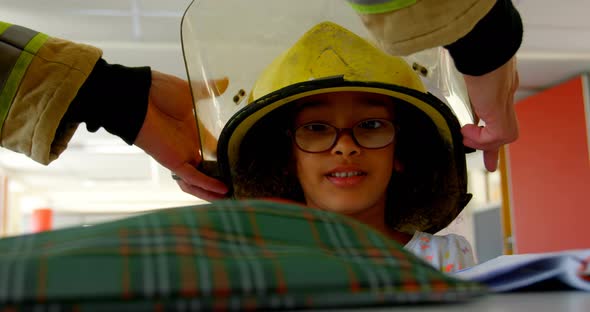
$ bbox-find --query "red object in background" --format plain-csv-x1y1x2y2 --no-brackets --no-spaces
32,208,53,233
507,74,590,254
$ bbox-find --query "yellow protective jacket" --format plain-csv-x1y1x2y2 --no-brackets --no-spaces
347,0,523,75
0,21,101,165
347,0,497,55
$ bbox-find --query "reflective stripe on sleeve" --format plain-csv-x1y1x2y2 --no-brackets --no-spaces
346,0,416,14
0,23,48,130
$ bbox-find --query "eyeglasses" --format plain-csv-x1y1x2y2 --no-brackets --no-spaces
293,118,395,153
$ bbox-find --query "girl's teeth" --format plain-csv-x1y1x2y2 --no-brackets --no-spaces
331,172,363,178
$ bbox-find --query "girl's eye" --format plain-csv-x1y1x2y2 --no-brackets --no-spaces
358,119,384,130
302,123,331,132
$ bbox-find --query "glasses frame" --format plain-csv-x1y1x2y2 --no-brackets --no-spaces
292,118,396,153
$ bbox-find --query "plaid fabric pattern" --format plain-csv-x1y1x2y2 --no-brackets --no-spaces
0,199,485,311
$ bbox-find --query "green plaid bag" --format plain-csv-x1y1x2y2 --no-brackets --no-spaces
0,199,485,311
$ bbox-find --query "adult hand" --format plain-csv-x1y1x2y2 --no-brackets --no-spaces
461,56,520,172
134,70,229,200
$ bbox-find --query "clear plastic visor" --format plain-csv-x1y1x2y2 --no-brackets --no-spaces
180,0,474,171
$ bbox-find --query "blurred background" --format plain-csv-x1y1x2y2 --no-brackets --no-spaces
1,0,589,262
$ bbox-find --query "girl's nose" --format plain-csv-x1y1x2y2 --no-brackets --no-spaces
331,132,360,156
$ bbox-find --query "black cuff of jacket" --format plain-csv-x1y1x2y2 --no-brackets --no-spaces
63,58,151,145
445,0,523,76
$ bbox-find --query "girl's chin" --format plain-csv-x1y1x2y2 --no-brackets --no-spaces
315,200,370,215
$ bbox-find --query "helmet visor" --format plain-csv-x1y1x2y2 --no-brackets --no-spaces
180,0,474,175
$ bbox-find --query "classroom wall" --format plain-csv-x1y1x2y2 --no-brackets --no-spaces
507,74,590,253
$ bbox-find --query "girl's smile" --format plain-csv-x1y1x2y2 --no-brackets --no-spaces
325,166,367,187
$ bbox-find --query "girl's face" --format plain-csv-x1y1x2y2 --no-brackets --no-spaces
293,91,396,216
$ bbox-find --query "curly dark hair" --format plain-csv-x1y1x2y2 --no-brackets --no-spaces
233,97,461,233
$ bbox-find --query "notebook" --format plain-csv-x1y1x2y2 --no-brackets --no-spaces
454,249,590,292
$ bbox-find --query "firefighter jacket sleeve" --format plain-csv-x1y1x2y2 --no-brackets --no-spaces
0,22,150,165
346,0,523,76
0,21,101,165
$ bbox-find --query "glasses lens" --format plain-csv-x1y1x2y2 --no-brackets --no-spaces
295,123,337,152
353,119,395,148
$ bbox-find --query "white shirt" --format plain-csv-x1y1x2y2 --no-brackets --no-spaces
404,231,476,273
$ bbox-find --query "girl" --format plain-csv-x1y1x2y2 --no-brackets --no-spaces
213,22,476,272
